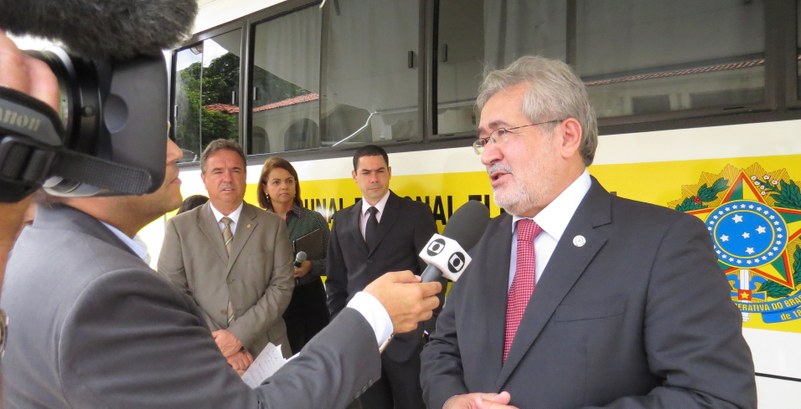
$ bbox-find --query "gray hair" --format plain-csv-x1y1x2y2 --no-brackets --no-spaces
476,56,598,166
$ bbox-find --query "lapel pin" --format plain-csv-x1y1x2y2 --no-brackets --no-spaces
573,235,586,247
246,224,252,229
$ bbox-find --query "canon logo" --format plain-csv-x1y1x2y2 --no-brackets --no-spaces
0,107,42,132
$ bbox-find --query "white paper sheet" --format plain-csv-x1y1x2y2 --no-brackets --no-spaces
241,343,287,388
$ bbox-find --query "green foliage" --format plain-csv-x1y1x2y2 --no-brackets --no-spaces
252,64,311,105
675,177,728,212
173,50,314,158
200,109,237,147
675,196,705,212
698,177,728,202
174,53,240,158
771,180,801,210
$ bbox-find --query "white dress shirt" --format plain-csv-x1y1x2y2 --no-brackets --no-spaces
508,169,592,290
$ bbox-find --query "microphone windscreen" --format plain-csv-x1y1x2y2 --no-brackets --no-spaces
0,0,198,58
442,200,490,251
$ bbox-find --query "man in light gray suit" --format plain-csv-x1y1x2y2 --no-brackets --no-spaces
159,139,293,373
1,125,443,408
420,56,757,408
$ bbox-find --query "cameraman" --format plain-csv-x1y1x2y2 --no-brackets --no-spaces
0,30,58,283
0,32,442,408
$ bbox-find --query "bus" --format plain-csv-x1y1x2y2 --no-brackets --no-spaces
140,1,801,406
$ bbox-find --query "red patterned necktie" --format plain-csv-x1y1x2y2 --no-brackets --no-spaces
503,219,542,362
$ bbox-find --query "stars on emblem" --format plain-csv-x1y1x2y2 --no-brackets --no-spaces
683,168,801,290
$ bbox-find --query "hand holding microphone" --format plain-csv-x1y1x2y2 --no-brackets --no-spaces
294,251,307,268
293,251,309,279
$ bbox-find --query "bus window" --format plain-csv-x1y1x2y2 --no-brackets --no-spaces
251,5,321,154
577,0,765,118
797,0,801,101
174,29,242,162
436,0,567,138
320,0,420,147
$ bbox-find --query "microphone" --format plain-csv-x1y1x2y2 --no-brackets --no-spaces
419,201,490,283
294,251,308,268
0,0,198,58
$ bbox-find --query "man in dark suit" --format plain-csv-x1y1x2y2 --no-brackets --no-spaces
159,139,294,372
1,133,443,408
327,144,438,409
420,56,757,409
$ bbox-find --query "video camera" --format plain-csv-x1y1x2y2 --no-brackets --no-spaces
0,47,168,202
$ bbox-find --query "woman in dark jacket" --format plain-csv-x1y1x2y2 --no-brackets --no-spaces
258,157,330,353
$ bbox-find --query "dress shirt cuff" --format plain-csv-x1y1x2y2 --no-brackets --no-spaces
346,291,393,348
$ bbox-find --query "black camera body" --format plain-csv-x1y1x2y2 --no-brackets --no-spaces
0,0,198,202
0,49,168,202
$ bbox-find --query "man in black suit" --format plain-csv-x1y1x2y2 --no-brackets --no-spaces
420,56,756,408
327,144,438,409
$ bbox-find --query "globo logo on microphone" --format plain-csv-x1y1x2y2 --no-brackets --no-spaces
447,252,466,274
419,234,472,281
426,238,447,257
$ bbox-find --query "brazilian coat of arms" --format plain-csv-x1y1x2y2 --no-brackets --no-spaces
670,164,801,324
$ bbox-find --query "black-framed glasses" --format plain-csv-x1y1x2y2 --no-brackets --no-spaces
472,119,564,154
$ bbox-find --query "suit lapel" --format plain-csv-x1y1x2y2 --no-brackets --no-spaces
227,204,258,274
482,214,515,375
368,191,400,257
198,203,228,263
346,200,369,254
495,180,612,388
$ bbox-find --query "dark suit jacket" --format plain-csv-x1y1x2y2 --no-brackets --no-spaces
421,178,757,409
1,205,381,408
327,190,438,362
158,202,294,356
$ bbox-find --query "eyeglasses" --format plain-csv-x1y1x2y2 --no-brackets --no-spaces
472,119,564,154
0,309,7,359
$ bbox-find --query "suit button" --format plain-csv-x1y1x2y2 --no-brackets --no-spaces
220,309,227,315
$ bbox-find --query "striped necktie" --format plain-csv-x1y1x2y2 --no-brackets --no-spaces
221,216,234,256
221,216,235,324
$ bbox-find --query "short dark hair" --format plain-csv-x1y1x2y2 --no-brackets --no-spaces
258,156,302,209
352,145,389,171
177,195,208,214
200,139,246,173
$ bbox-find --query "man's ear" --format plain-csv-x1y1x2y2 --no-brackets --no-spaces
559,118,583,159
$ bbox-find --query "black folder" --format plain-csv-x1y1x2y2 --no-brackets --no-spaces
292,228,325,260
